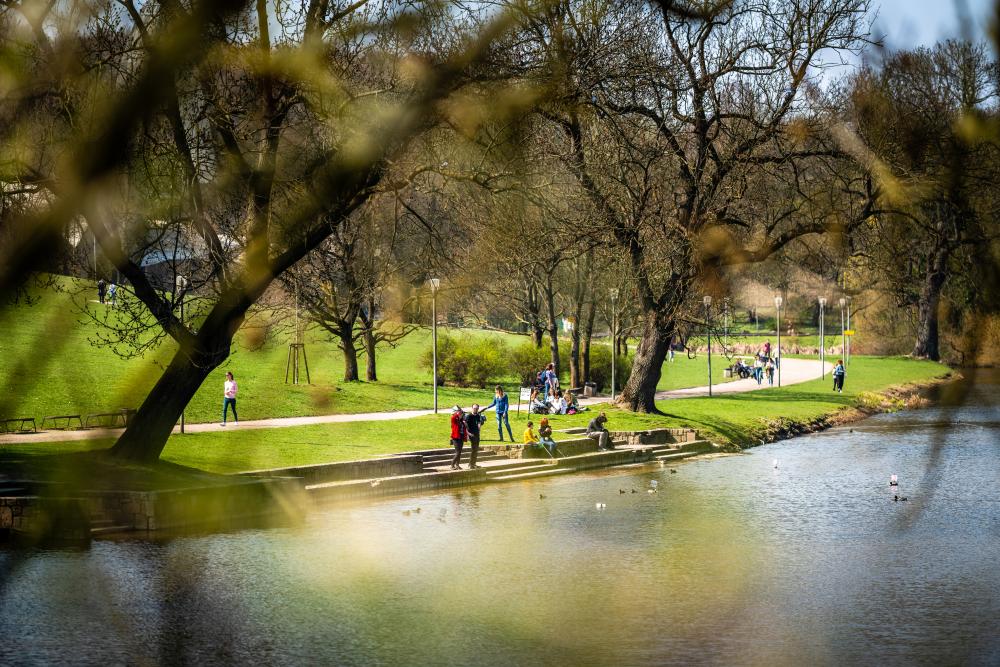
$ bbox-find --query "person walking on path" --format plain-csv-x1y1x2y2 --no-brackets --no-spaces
765,358,775,386
753,355,764,385
464,404,483,469
538,417,557,457
833,360,846,393
763,340,771,358
587,412,612,450
108,282,117,307
97,279,106,304
481,385,514,441
450,405,467,469
221,372,239,425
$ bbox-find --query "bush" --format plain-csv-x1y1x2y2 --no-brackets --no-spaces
421,334,509,388
508,342,552,386
587,344,632,393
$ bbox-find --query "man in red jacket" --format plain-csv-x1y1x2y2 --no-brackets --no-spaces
450,405,467,470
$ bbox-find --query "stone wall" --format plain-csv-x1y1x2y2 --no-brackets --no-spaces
237,456,424,485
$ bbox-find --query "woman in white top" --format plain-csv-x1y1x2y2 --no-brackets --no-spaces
222,372,238,425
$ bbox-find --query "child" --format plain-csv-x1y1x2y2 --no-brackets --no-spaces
523,421,540,446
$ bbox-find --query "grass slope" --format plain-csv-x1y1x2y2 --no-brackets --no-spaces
1,277,725,424
2,356,949,474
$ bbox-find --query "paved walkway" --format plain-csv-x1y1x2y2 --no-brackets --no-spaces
0,358,831,444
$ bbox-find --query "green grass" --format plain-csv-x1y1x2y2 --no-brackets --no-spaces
4,277,722,424
2,356,950,474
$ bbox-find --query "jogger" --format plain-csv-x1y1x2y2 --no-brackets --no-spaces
222,372,238,425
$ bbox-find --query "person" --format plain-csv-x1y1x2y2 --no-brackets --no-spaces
221,371,238,425
97,278,106,304
833,359,846,393
538,417,557,456
765,358,775,385
587,412,611,450
753,355,764,385
544,362,559,400
464,404,484,469
563,390,583,415
668,344,675,362
551,391,567,415
523,421,540,446
108,282,118,307
450,405,467,469
529,387,549,414
763,340,771,358
481,385,514,441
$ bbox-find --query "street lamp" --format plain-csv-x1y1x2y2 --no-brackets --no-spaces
845,295,853,366
429,278,441,413
818,297,827,379
839,297,846,366
610,288,619,400
723,297,730,349
704,295,713,397
175,275,189,432
774,295,783,387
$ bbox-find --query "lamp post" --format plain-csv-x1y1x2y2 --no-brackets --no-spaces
774,295,783,387
839,297,846,365
175,274,188,433
723,297,730,349
846,295,852,366
818,297,827,379
704,295,713,397
610,288,619,400
429,278,440,413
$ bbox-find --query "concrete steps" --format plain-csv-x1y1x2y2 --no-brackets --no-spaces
654,451,700,462
484,462,555,477
488,467,576,482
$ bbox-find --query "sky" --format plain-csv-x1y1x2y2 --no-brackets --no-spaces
872,0,995,50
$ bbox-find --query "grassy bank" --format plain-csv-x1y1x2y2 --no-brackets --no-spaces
1,278,730,424
1,356,950,474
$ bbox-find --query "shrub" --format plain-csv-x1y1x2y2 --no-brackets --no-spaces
421,334,509,388
587,344,632,393
508,342,552,386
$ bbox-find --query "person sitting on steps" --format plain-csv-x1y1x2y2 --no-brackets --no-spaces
523,421,540,446
538,417,557,457
587,412,612,450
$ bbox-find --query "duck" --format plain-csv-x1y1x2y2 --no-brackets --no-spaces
670,469,678,474
539,494,546,499
619,489,626,494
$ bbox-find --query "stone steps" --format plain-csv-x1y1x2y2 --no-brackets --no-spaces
484,462,555,477
488,467,577,482
654,451,700,462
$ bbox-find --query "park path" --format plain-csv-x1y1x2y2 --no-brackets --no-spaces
0,358,832,444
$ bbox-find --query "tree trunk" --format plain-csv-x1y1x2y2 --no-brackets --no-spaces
364,327,377,381
526,281,544,348
618,311,672,413
544,273,559,375
912,251,948,361
582,297,596,382
342,335,360,382
569,325,581,389
110,343,221,463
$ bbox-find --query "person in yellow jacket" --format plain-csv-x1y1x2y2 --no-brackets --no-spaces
523,421,540,445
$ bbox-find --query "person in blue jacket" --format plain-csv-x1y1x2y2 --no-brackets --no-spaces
481,385,514,441
832,359,846,393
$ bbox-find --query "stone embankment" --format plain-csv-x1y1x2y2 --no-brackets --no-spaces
727,376,954,450
1,428,715,542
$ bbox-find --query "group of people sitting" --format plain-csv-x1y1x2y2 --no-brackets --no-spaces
523,411,612,457
529,387,584,415
731,352,778,386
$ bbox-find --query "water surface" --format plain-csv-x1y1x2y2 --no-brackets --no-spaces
2,371,998,666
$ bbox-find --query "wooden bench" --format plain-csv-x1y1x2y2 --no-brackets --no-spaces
1,417,37,434
84,411,127,429
41,414,84,430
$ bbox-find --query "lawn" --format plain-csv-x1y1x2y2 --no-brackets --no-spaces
2,277,725,424
2,356,950,474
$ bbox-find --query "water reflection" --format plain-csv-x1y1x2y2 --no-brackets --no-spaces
1,372,998,665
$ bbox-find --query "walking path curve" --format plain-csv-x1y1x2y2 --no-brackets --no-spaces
0,358,832,444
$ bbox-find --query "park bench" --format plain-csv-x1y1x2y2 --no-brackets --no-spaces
41,414,84,430
84,410,132,429
1,417,37,434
